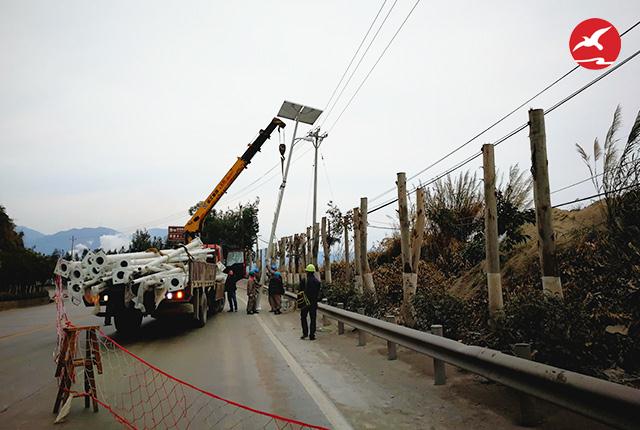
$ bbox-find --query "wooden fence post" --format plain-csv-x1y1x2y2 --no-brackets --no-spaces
482,144,505,319
360,197,375,294
353,208,363,292
279,237,285,273
397,172,416,326
312,222,320,270
293,234,300,287
529,109,563,298
321,216,332,284
306,226,313,268
343,215,352,284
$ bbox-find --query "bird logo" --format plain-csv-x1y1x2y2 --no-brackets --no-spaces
570,18,621,70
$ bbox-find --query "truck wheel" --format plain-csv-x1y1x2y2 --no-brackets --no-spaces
114,308,143,335
214,297,225,313
195,291,207,328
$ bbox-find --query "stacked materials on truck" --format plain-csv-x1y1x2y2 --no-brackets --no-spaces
54,238,223,313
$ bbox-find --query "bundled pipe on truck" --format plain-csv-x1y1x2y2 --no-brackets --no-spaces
55,236,218,313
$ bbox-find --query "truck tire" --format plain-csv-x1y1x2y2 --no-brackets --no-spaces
214,297,225,314
194,290,207,328
114,308,143,335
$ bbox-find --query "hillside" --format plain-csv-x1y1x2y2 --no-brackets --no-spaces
16,226,168,255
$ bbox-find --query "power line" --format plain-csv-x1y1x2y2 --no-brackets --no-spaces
550,159,637,195
369,19,640,204
546,48,640,115
320,151,336,201
552,183,639,208
320,0,399,128
319,0,389,124
367,44,640,214
326,0,422,133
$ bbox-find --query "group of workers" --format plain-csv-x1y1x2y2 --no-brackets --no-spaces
223,263,321,340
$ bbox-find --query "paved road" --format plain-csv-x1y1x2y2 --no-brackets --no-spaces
0,286,613,429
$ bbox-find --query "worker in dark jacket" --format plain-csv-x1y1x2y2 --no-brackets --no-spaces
224,270,238,312
299,264,321,340
268,271,284,314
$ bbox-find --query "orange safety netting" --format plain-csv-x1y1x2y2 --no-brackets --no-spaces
53,276,328,430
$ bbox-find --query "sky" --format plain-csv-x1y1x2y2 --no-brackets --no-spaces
1,1,639,250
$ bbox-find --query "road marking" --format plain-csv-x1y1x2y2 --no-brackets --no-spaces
0,314,93,342
237,295,353,430
0,323,53,341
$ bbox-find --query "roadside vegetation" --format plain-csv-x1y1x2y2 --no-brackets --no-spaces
322,106,640,385
0,206,55,301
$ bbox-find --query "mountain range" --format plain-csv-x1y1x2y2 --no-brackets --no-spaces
16,226,168,255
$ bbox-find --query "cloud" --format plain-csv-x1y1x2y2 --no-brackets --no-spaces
100,233,131,252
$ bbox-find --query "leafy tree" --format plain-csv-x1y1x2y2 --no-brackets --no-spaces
129,229,164,252
195,199,260,258
0,206,56,297
324,201,352,249
0,205,24,251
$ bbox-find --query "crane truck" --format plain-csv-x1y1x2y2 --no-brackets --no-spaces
64,117,285,333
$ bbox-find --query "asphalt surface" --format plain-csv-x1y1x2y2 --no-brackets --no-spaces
0,285,614,430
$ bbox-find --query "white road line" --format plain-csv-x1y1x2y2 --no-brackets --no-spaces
237,295,352,430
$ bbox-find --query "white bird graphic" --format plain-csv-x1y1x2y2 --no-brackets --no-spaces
572,26,611,52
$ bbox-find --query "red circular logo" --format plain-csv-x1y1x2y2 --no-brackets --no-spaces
570,18,621,70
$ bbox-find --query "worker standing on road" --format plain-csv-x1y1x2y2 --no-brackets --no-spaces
225,270,238,312
268,271,284,314
299,264,320,340
246,269,259,314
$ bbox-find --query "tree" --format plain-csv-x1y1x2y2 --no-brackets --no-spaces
0,205,24,251
196,199,260,258
129,229,164,252
0,206,56,295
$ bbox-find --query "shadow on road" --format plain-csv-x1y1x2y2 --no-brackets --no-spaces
108,315,203,346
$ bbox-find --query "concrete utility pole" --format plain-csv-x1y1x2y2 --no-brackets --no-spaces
528,109,563,298
70,235,76,260
482,144,504,319
309,128,328,229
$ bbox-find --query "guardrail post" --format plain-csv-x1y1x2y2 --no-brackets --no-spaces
337,303,345,335
431,325,446,385
385,315,397,360
357,308,366,346
514,343,539,426
321,298,330,326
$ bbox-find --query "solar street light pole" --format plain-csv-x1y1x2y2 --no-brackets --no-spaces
260,101,323,287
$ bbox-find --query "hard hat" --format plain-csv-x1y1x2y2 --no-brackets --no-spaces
271,263,277,270
305,264,316,273
275,271,281,277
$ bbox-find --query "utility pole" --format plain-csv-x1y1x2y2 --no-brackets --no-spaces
70,235,76,261
309,128,328,229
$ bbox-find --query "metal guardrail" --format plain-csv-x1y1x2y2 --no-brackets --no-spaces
279,290,639,429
